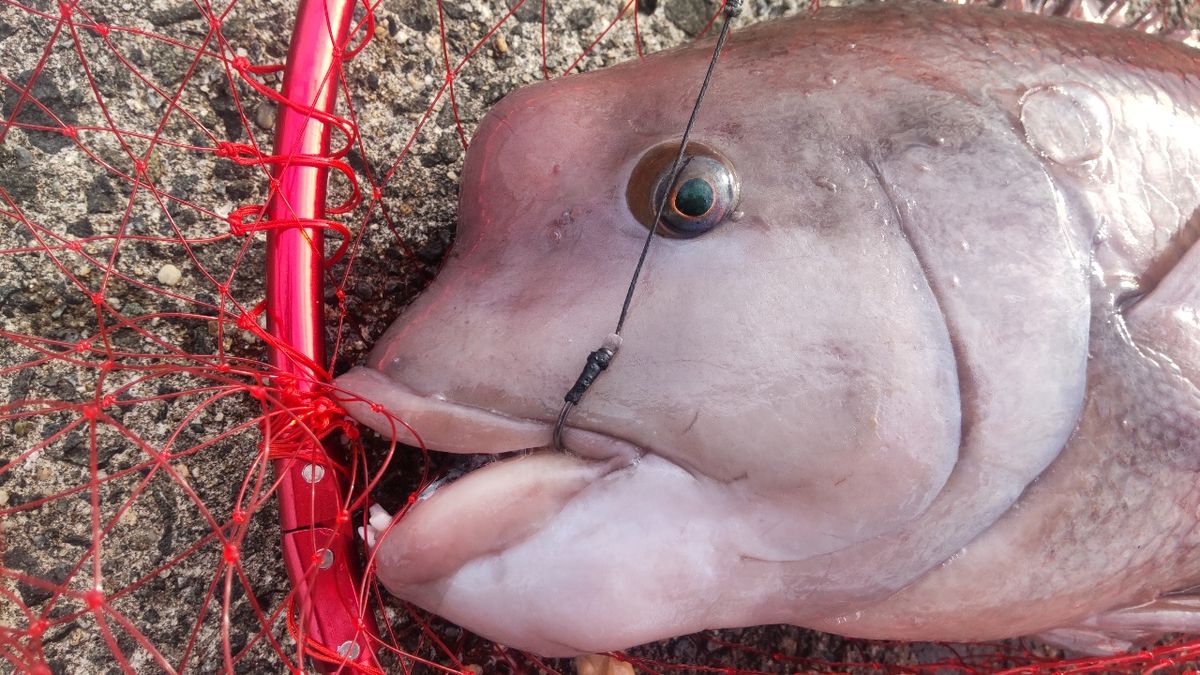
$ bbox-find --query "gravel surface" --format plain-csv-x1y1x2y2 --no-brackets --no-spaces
2,0,1198,672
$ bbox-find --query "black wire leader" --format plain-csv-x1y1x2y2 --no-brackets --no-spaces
552,0,743,452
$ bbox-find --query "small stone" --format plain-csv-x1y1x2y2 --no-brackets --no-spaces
254,102,276,130
373,23,387,40
13,420,32,436
0,490,9,507
461,666,482,675
664,0,711,36
13,146,33,169
442,1,469,20
575,654,635,675
493,33,508,55
567,5,594,31
424,31,442,55
157,263,182,286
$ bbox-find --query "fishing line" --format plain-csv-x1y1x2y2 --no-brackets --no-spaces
552,0,743,452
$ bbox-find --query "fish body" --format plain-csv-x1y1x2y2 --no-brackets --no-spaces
336,1,1200,656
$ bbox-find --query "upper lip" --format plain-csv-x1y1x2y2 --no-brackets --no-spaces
334,365,644,466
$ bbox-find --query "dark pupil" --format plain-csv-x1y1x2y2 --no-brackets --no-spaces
673,178,714,217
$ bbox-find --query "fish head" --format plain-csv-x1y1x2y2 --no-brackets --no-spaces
336,5,1091,656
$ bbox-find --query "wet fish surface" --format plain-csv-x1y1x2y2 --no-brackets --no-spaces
336,1,1200,657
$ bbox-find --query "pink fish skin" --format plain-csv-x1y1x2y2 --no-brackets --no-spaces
336,1,1200,657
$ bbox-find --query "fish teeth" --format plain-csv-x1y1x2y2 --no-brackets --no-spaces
357,503,396,548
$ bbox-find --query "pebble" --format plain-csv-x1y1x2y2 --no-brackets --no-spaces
493,33,508,55
157,263,182,286
0,489,8,508
425,32,442,55
13,147,33,169
254,102,276,130
575,655,635,675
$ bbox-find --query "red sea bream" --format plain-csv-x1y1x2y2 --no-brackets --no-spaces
336,1,1200,657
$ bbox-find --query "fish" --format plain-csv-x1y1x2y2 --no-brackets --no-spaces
334,0,1200,657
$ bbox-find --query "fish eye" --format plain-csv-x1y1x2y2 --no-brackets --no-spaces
626,141,739,238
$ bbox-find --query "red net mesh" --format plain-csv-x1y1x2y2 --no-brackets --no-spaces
1,0,1199,672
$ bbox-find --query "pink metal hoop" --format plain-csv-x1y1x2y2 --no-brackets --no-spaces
267,1,381,670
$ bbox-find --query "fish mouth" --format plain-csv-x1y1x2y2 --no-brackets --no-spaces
334,365,644,481
334,366,647,588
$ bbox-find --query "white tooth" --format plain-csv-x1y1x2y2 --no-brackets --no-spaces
368,504,394,531
356,525,376,548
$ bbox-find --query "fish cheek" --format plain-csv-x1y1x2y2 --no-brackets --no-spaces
605,175,963,559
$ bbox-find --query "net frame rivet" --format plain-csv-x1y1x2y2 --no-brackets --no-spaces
300,463,325,483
